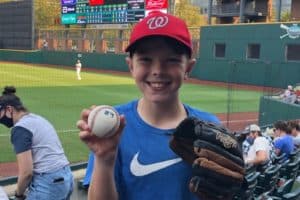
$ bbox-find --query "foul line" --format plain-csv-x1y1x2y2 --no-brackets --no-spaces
0,129,79,137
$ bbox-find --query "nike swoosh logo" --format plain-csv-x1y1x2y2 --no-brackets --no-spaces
130,152,182,176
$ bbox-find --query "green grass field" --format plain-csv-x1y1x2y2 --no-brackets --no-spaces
0,62,263,164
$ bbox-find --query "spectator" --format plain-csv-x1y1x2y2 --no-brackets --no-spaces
0,86,73,200
280,85,296,103
273,120,294,160
42,40,48,50
237,128,251,158
243,124,272,167
295,94,300,104
72,44,77,51
288,120,300,149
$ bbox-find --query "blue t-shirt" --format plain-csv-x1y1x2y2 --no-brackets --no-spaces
274,134,294,160
84,100,219,200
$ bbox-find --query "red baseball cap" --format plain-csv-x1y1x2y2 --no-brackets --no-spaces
125,11,192,55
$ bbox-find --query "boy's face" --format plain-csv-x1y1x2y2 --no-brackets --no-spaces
126,37,195,104
291,128,297,136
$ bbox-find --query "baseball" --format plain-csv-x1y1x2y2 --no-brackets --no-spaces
88,105,120,138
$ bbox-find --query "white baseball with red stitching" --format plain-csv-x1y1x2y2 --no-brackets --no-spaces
88,105,120,138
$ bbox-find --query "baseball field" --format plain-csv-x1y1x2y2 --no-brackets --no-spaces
0,62,263,165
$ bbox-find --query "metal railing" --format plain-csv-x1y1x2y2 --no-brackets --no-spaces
212,2,240,16
212,2,268,17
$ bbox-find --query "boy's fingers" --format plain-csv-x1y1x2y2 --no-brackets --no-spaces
79,130,93,141
80,109,90,122
76,120,90,131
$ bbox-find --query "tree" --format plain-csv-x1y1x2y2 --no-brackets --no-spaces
34,0,61,29
174,0,207,27
281,11,291,22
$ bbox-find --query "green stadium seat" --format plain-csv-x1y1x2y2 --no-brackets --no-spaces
245,163,257,174
254,164,281,196
280,159,300,181
272,153,286,165
233,171,260,200
272,179,294,198
256,160,271,173
289,150,300,162
254,191,281,200
282,188,300,200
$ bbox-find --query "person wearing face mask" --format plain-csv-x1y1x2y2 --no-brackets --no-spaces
242,124,273,167
0,86,73,200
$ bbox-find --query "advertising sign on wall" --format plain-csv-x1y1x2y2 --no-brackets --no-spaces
61,13,77,24
62,5,76,14
145,0,168,10
61,0,76,6
145,0,168,16
89,0,104,6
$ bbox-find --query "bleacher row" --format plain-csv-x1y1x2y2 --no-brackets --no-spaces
234,149,300,200
76,149,300,199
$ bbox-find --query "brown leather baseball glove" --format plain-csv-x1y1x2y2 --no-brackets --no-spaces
170,117,245,200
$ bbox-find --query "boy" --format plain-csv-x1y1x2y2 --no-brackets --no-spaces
77,11,219,200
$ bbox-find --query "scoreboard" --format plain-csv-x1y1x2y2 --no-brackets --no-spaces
61,0,145,25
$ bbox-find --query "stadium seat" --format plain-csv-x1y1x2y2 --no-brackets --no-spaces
256,160,271,173
272,179,294,198
233,171,260,200
254,192,281,200
272,153,287,165
254,164,281,196
289,150,300,162
278,159,292,176
245,163,257,174
280,159,300,181
282,188,300,200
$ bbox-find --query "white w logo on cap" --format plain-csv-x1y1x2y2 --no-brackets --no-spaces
147,16,169,30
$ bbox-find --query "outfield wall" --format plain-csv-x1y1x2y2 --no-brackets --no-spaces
259,96,300,126
195,23,300,88
0,50,128,72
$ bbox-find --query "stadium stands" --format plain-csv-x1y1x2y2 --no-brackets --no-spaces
282,188,300,200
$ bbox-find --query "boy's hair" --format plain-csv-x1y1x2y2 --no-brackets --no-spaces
288,120,300,131
274,120,289,133
126,11,192,58
0,86,27,112
128,36,191,58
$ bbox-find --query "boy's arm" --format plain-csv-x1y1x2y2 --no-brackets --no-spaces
88,157,118,200
77,107,125,200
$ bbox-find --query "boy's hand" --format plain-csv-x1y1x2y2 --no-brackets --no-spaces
77,106,126,163
170,117,245,200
